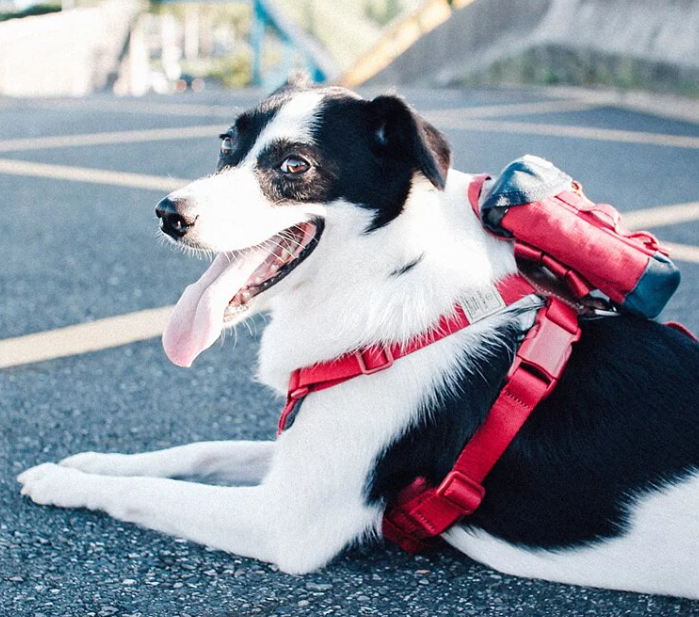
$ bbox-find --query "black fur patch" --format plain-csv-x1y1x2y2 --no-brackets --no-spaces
311,94,451,231
217,95,291,170
367,315,699,549
215,87,452,231
254,139,337,205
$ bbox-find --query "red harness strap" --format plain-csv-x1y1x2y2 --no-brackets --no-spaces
382,296,580,552
278,274,536,435
277,244,581,553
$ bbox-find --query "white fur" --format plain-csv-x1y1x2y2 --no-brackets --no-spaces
259,173,516,392
59,441,273,485
444,472,699,599
244,90,324,163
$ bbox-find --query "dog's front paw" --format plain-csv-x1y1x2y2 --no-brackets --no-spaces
59,451,128,475
18,463,95,509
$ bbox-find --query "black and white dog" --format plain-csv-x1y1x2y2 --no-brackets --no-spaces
18,77,699,598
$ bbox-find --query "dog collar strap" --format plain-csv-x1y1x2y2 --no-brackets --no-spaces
278,274,536,435
382,296,581,553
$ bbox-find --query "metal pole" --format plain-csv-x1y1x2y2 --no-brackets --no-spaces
251,0,265,87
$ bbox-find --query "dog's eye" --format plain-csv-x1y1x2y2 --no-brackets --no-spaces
220,136,233,156
280,156,310,175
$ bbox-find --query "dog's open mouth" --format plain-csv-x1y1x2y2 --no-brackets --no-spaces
224,220,323,321
163,220,323,367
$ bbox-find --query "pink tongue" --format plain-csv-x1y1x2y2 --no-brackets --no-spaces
162,252,262,367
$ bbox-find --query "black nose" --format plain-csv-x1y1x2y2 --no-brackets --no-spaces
155,197,197,239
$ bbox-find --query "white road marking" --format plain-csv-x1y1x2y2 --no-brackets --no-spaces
623,201,699,230
0,159,188,191
16,97,259,117
1,237,698,369
0,124,225,153
0,306,173,370
423,99,601,121
535,85,699,126
439,118,699,149
0,102,599,154
3,157,697,231
662,242,699,265
1,100,695,157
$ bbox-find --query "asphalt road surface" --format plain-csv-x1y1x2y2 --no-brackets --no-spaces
2,86,699,617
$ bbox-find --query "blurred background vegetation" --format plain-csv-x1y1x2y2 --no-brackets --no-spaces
140,0,421,89
1,0,697,97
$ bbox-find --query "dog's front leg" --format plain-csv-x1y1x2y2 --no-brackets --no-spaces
59,440,274,485
18,464,279,563
17,461,379,573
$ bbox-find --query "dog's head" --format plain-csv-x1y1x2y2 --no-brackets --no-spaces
157,77,451,367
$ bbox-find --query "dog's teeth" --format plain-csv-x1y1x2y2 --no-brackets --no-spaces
225,302,247,317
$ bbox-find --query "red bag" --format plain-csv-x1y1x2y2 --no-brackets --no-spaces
469,156,680,318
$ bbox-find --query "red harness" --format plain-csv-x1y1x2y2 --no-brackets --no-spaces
275,175,593,552
278,264,582,551
278,274,537,435
382,295,579,552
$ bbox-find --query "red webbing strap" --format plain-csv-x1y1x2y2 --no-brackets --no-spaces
278,274,536,435
468,174,490,218
382,297,581,553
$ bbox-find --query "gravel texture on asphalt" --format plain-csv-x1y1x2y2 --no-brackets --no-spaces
4,338,699,617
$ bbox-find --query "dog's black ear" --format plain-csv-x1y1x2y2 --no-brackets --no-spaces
271,70,314,96
368,95,451,189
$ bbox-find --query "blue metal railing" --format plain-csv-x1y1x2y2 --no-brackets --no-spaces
153,0,337,88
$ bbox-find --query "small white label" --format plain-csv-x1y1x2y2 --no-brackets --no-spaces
460,285,507,323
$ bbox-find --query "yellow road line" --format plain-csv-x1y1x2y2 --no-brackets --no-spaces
0,159,188,191
1,240,699,369
0,307,173,370
0,101,599,154
3,240,699,370
663,242,699,264
439,118,699,149
0,124,225,153
623,201,699,230
20,97,256,118
423,99,601,121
